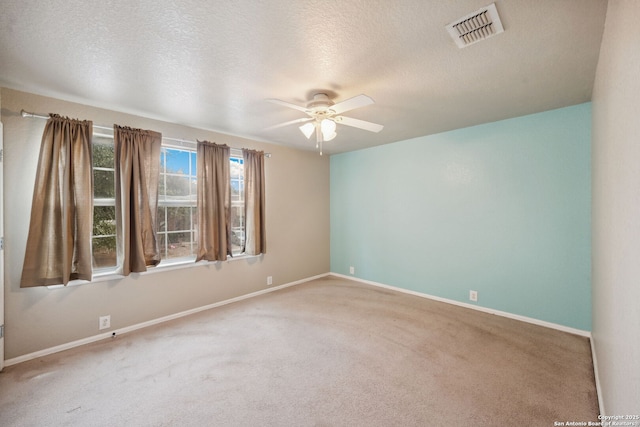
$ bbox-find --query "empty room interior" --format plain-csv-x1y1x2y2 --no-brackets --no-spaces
1,0,639,425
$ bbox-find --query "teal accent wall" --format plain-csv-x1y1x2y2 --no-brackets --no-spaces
330,103,591,330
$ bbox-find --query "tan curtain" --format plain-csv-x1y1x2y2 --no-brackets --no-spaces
21,115,93,287
243,149,266,255
114,125,162,275
196,141,231,261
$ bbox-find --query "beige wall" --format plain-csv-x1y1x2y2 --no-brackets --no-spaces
1,88,330,360
592,0,640,414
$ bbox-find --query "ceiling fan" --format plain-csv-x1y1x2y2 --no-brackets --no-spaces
267,93,384,155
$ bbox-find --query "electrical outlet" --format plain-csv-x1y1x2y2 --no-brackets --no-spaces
349,266,355,275
99,315,111,330
469,290,478,302
267,276,273,286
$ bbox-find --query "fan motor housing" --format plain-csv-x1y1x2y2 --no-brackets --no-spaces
307,93,335,116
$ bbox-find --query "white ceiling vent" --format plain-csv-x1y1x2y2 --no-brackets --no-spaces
446,3,504,48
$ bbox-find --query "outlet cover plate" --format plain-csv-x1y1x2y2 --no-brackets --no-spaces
469,290,478,302
99,315,111,330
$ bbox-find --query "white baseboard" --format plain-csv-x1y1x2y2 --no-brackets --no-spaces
334,273,603,410
4,272,330,367
330,272,591,337
590,334,605,415
5,272,593,368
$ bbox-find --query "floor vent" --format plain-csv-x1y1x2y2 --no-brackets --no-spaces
446,3,504,48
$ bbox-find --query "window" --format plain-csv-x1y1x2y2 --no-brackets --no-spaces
91,135,248,271
157,147,198,261
92,134,117,269
230,154,245,255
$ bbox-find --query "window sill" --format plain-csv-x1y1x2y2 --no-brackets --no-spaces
46,253,261,289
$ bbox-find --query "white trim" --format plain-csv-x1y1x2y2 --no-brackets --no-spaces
330,273,591,337
6,271,592,366
0,121,5,372
46,254,263,289
5,272,330,367
590,335,605,415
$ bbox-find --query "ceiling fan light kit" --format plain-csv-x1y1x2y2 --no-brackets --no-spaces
268,92,383,155
299,122,315,139
320,118,336,140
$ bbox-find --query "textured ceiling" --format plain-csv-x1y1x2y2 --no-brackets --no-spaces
0,0,607,154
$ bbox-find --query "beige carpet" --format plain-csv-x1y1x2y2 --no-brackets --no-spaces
0,276,598,426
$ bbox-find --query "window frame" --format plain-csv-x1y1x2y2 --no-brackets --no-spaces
157,146,198,263
91,131,118,273
229,153,246,256
89,133,250,278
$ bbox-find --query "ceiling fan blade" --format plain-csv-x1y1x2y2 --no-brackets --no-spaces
330,94,374,115
335,116,384,133
264,117,312,131
267,98,309,113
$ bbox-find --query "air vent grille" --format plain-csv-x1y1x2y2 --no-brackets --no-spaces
446,3,504,48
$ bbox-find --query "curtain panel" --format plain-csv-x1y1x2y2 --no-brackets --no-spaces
114,125,162,275
243,149,266,256
21,114,93,287
196,141,231,261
